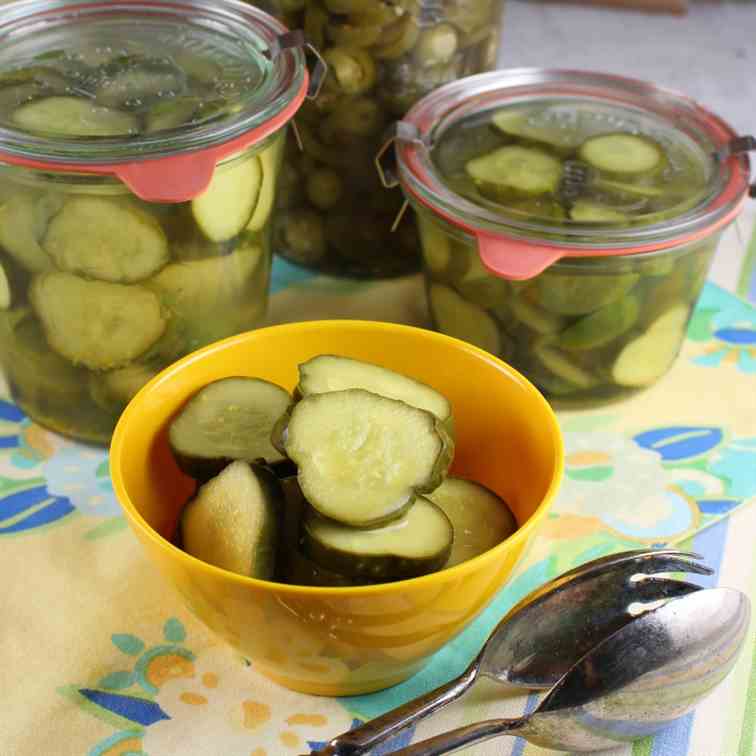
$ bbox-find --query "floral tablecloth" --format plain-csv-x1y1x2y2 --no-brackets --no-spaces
1,215,755,756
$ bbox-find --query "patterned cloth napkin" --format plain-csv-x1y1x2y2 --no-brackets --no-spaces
1,262,754,755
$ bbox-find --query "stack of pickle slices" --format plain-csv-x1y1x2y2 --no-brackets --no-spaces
170,355,517,586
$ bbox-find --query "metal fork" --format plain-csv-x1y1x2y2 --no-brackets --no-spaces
307,549,712,756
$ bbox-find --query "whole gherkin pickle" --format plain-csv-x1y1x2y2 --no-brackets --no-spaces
264,0,504,278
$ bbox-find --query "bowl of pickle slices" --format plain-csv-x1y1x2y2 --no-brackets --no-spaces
110,320,563,696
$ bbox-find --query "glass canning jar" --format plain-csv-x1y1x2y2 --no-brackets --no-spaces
0,0,312,442
384,69,754,404
273,0,506,278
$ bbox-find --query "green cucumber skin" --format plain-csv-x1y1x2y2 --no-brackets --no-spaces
293,385,456,442
172,451,234,485
301,502,453,582
282,547,367,587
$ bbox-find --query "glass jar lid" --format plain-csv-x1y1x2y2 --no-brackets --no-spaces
384,69,753,279
0,0,313,201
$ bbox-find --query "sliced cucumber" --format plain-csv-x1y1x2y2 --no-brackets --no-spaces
466,145,562,199
0,192,60,273
578,133,664,176
491,107,581,151
144,96,201,133
418,213,453,278
302,497,453,582
425,477,517,568
595,177,665,199
246,135,284,233
611,305,689,387
0,257,14,309
30,272,167,370
283,389,453,528
96,57,186,109
509,294,564,335
453,249,508,309
569,199,629,224
0,310,86,407
180,461,281,580
148,238,265,352
534,345,596,390
559,295,640,351
12,96,138,136
43,197,169,283
533,369,583,397
89,362,159,412
296,354,453,433
532,272,639,316
429,283,501,355
168,376,291,482
192,155,263,242
171,228,234,261
283,547,359,587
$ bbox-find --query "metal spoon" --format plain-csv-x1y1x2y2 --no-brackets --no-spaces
391,587,751,754
309,549,711,756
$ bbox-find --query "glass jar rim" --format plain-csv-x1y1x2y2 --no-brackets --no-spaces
0,0,307,199
394,68,751,258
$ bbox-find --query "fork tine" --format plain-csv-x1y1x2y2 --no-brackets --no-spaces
632,552,714,577
630,576,703,602
557,549,711,583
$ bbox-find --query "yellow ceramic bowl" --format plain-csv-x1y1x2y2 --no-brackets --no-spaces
110,320,563,696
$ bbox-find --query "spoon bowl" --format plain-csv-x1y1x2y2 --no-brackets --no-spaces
391,586,751,754
310,549,711,756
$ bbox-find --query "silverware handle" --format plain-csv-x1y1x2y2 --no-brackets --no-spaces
309,661,480,756
389,718,522,756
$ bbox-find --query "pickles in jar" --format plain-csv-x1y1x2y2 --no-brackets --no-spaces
417,97,718,403
0,43,287,442
273,0,504,278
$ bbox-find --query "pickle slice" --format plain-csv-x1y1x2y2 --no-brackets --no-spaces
96,57,186,109
466,145,562,199
283,389,453,528
558,296,640,351
429,283,500,355
144,95,201,133
509,293,564,336
0,310,86,407
192,156,263,242
453,250,508,308
534,345,596,390
0,192,60,273
491,107,581,152
302,496,453,582
168,376,291,482
296,354,453,433
569,200,629,224
30,272,167,370
425,477,517,567
89,362,160,413
148,238,265,351
43,197,169,283
578,133,664,176
532,273,639,316
612,305,689,387
12,96,138,136
283,548,362,587
246,135,284,233
180,461,281,580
